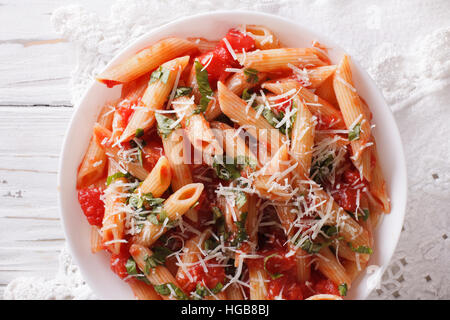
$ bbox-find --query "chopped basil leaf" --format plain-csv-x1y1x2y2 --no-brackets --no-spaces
244,68,259,84
192,282,223,300
348,123,361,141
144,246,173,274
231,211,248,247
126,257,151,284
135,128,144,138
242,88,252,101
126,258,138,275
174,86,193,98
153,283,188,300
212,207,229,241
255,105,295,136
338,283,348,296
311,154,334,184
300,238,325,254
361,209,370,221
155,113,180,138
150,66,170,84
204,238,219,251
137,147,143,167
234,191,247,209
322,225,339,237
212,155,242,181
264,254,284,280
348,242,373,254
106,172,127,185
194,61,213,113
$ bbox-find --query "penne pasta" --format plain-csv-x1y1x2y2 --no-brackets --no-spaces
237,48,326,72
128,278,162,300
120,56,190,142
290,98,316,180
242,25,281,50
333,55,373,181
97,38,197,86
133,183,204,246
129,244,187,300
76,26,390,300
77,102,115,189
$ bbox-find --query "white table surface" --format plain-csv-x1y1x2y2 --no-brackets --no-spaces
1,0,449,300
0,0,113,297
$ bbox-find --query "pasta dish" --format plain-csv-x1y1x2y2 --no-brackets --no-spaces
76,25,390,300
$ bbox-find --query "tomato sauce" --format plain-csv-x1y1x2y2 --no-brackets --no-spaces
176,258,226,293
198,28,256,84
77,187,105,227
110,242,131,280
331,168,368,212
271,97,292,114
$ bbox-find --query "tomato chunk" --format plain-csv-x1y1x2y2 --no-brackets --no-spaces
110,243,131,280
198,28,255,84
314,279,340,296
78,187,105,227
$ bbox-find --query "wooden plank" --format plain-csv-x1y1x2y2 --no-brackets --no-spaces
0,0,111,105
0,107,72,293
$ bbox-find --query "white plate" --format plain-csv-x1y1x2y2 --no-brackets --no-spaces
58,10,407,300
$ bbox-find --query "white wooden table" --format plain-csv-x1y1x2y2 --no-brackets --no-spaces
0,0,111,297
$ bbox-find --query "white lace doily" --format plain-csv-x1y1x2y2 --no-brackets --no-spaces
4,0,449,300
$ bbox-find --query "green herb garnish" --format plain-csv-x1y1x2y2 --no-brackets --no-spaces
150,66,170,84
348,123,361,141
348,242,373,254
244,68,259,83
264,254,284,280
174,86,193,98
155,113,180,139
135,128,144,138
106,172,127,185
144,246,173,274
338,283,348,296
153,283,188,300
194,61,213,113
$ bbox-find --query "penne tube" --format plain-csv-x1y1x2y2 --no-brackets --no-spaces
369,144,390,213
331,239,358,262
333,55,373,181
217,81,285,158
248,263,269,300
77,102,116,189
225,283,244,300
128,278,162,300
120,56,190,142
316,246,351,287
172,96,223,165
187,37,219,53
313,188,370,249
343,259,368,283
97,38,197,86
137,156,172,198
129,244,187,300
261,79,345,130
224,69,269,97
290,97,316,180
243,25,281,50
101,159,127,255
306,65,337,88
134,183,204,246
254,144,294,201
90,226,103,253
210,121,258,167
161,129,199,222
92,124,149,181
315,75,339,107
237,48,326,72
